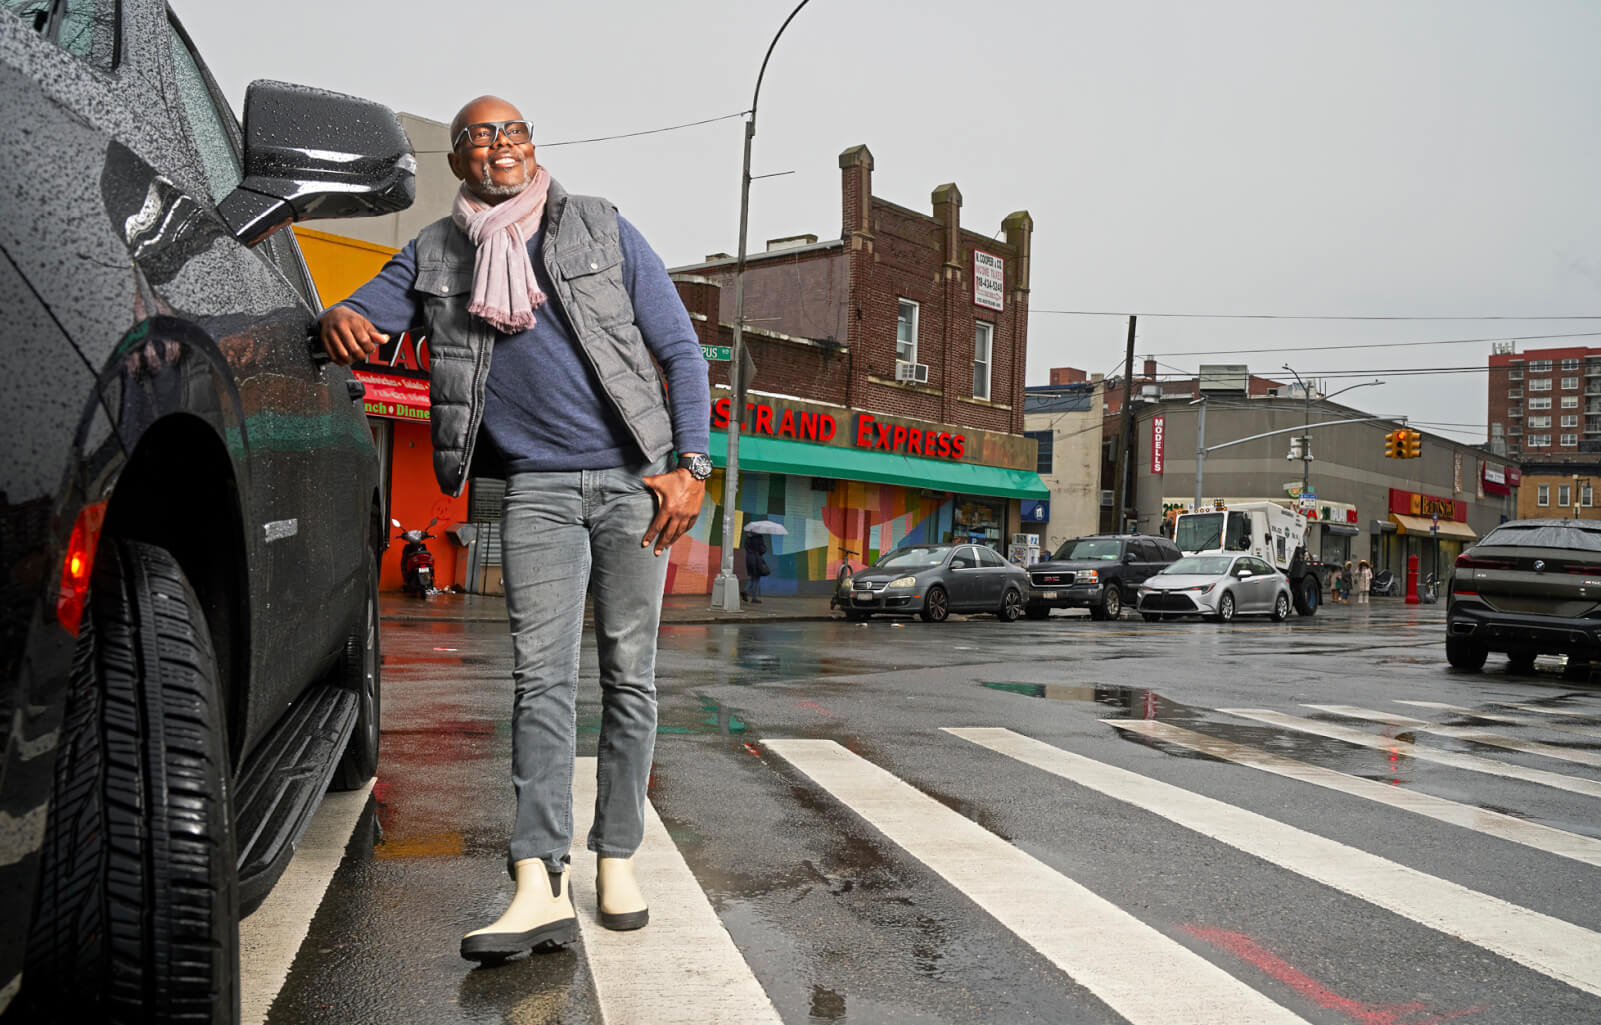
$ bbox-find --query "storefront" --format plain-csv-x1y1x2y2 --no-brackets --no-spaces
1382,488,1477,583
664,392,1049,596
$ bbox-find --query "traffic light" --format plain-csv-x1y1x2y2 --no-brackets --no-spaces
1384,430,1400,458
1403,429,1422,459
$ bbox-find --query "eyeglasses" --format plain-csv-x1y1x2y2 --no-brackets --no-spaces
454,120,534,150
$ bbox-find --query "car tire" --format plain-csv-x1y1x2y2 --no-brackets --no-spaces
998,587,1023,621
1271,592,1290,622
1563,657,1591,681
1445,635,1488,672
1024,605,1049,620
332,549,382,791
1292,574,1319,616
1215,592,1236,624
25,540,239,1024
1506,651,1537,674
920,585,950,623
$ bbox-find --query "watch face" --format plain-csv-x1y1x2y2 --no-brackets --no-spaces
683,453,712,480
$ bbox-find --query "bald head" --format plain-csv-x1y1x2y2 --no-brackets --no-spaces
446,95,539,204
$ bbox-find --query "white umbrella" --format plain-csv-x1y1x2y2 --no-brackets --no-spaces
744,520,788,535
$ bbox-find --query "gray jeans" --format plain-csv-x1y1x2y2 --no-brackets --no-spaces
500,456,668,874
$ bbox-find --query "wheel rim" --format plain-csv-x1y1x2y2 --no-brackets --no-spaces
1002,590,1021,619
928,588,948,621
1276,595,1288,619
1105,589,1121,617
1220,594,1234,621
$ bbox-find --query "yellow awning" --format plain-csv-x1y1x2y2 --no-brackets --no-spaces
1391,513,1477,541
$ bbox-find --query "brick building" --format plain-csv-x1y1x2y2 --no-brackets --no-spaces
665,144,1047,596
1487,343,1601,463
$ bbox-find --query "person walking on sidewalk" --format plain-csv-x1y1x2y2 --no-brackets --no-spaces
744,531,768,603
1355,559,1373,605
319,95,713,963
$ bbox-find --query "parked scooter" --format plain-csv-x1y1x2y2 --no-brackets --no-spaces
393,517,439,596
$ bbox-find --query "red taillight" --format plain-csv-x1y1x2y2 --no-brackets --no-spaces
1455,554,1515,571
57,501,107,636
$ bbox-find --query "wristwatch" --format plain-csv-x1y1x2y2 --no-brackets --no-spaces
678,452,712,481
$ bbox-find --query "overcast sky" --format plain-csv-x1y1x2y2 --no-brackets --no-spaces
179,0,1601,446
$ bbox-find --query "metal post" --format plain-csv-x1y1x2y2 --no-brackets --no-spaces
1114,316,1137,531
1193,396,1206,508
709,0,813,611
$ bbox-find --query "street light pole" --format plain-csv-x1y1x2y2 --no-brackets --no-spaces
710,0,814,612
1281,365,1384,506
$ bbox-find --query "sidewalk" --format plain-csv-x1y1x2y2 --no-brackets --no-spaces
380,589,839,625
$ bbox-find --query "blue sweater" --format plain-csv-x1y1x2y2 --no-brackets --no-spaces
340,213,710,473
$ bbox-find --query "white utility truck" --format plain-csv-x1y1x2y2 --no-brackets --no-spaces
1171,501,1321,615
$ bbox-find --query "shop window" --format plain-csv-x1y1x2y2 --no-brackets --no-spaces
954,498,1003,544
896,299,919,364
1025,429,1053,474
973,322,993,400
7,0,118,70
1537,484,1549,506
1559,485,1571,507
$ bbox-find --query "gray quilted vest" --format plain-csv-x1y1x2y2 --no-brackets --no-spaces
414,180,675,496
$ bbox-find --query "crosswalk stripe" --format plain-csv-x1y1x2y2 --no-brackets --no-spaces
1304,704,1601,768
1108,720,1601,868
1395,700,1601,740
571,758,782,1025
1507,702,1601,721
1222,708,1601,800
951,727,1601,999
766,738,1313,1025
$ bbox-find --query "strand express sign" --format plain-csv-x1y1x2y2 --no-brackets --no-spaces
712,399,967,460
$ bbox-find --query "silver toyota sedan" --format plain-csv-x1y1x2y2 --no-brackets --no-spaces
1136,553,1294,623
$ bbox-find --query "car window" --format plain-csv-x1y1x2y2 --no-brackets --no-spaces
1053,538,1122,561
1166,556,1232,575
260,230,319,309
1174,513,1221,552
6,0,118,70
1479,523,1601,551
1249,558,1275,575
977,547,1007,568
1135,540,1160,561
877,546,952,569
167,17,242,205
1225,512,1252,551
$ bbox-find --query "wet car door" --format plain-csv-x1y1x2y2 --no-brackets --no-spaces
976,545,1011,605
157,20,369,723
946,546,983,607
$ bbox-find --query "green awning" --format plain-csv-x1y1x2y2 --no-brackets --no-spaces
709,431,1049,500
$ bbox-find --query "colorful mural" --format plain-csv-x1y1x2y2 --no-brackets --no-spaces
664,470,954,595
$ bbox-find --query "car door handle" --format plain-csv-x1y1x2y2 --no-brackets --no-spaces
308,329,332,365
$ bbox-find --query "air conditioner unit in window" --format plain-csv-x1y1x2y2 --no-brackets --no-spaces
1100,489,1114,508
895,361,929,384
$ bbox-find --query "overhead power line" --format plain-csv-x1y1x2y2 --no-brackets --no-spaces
540,110,748,148
1145,330,1601,359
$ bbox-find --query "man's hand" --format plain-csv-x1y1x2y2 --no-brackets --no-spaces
319,305,388,366
640,468,705,555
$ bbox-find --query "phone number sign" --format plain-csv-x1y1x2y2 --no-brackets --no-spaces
973,250,1005,311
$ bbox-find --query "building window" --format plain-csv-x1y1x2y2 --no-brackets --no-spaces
1508,366,1524,380
1491,423,1504,437
1529,415,1551,429
1560,484,1572,506
1563,376,1580,390
1507,388,1523,399
1025,429,1053,474
1562,433,1579,447
972,322,993,400
1538,484,1550,506
1529,434,1551,447
1530,378,1553,392
1563,415,1579,428
1530,397,1552,410
896,299,919,364
1562,358,1581,371
1531,360,1553,372
1585,483,1594,507
1563,396,1579,409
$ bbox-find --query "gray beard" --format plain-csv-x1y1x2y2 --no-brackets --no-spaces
478,164,529,199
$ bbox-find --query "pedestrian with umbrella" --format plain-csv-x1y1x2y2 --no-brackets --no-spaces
743,520,785,603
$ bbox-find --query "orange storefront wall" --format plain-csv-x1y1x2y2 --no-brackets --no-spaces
382,419,469,592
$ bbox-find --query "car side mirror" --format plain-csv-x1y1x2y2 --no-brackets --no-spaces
218,80,417,246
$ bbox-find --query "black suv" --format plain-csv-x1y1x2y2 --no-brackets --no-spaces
1,4,414,1022
1025,534,1182,620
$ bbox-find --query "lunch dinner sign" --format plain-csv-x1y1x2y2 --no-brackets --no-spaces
973,250,1005,311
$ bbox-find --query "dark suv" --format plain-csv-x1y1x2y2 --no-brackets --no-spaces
1025,534,1182,620
1,4,414,1022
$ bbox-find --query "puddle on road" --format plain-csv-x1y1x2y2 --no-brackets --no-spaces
980,681,1179,721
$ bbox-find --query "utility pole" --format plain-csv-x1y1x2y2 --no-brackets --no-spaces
1114,315,1136,532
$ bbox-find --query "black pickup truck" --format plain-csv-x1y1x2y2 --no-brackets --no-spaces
1025,534,1183,620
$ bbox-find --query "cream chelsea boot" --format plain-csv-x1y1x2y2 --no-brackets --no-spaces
596,856,649,931
460,859,578,962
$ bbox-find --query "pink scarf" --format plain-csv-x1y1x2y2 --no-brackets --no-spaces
450,167,551,333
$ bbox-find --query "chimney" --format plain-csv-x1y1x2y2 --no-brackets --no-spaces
1050,367,1087,385
1002,210,1033,292
1143,358,1157,380
931,183,962,269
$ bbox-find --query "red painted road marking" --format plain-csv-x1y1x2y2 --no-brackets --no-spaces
1184,924,1484,1025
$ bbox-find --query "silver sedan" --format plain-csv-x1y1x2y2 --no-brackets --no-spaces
1136,553,1294,623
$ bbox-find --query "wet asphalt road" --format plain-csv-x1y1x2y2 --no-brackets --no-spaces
257,601,1601,1025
